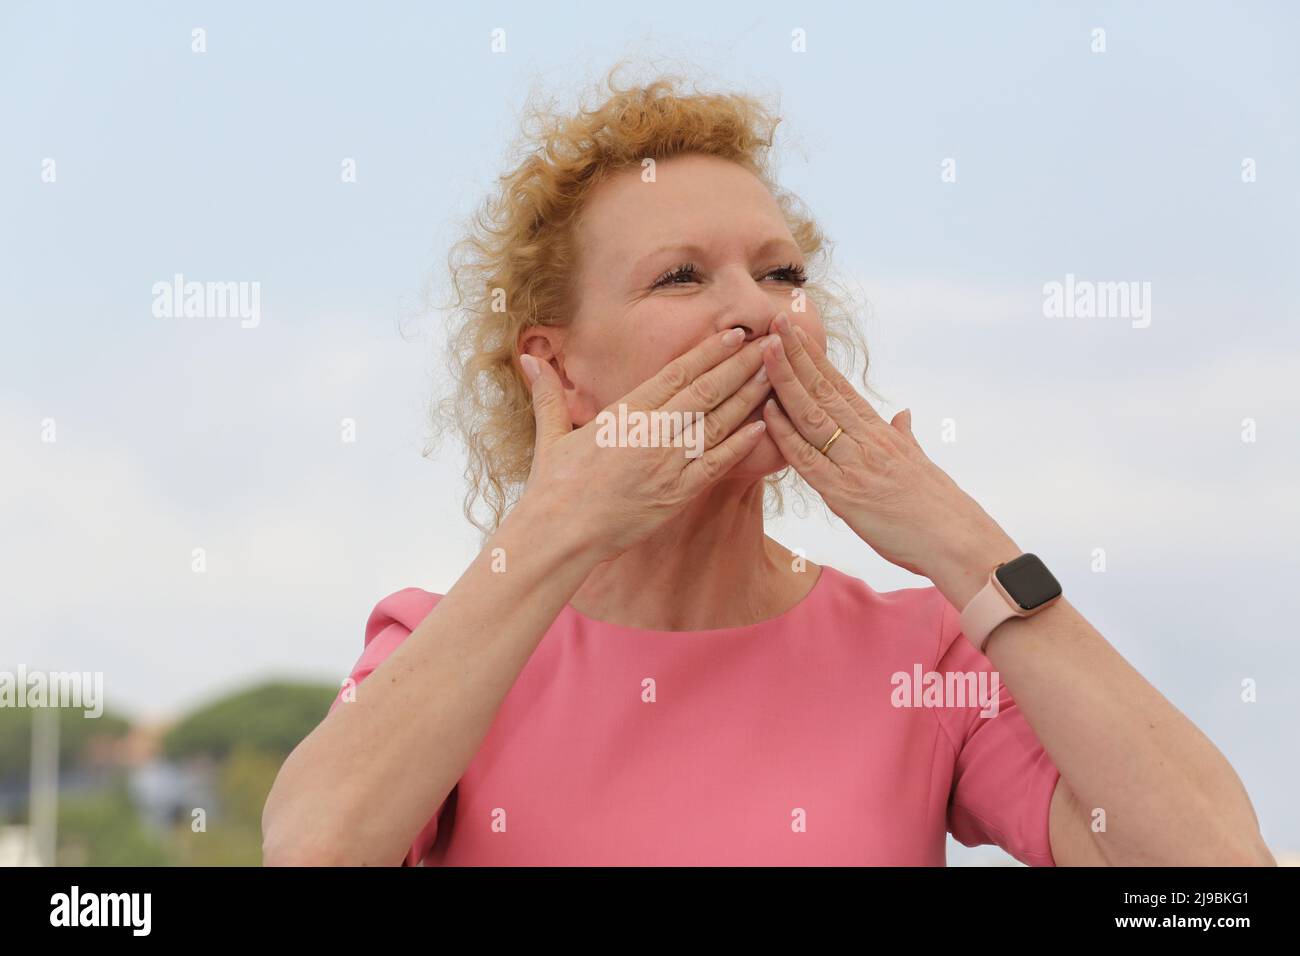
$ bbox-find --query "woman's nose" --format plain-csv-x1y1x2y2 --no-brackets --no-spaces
716,318,772,341
712,275,779,340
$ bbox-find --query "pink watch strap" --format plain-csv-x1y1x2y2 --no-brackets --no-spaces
959,574,1019,652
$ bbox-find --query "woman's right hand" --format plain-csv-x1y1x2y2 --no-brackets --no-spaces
516,328,774,562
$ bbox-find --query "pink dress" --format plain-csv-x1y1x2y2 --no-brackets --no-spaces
326,564,1060,866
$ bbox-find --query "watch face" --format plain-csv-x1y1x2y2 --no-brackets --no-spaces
995,554,1062,610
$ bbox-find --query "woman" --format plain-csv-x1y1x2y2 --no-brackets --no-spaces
262,70,1273,867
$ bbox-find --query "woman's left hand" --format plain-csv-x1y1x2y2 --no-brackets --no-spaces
759,313,1019,592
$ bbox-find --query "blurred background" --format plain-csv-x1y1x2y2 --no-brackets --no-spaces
2,1,1297,865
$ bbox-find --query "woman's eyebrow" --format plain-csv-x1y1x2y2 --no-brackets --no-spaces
632,242,709,272
631,236,802,274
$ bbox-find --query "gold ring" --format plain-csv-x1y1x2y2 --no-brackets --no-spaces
819,426,844,456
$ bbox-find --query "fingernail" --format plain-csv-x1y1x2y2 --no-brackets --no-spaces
754,364,768,385
773,313,790,334
722,328,745,347
520,354,541,383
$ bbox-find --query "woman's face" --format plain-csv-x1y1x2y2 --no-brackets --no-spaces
530,152,826,478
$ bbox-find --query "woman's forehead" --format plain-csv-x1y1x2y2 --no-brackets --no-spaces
585,154,774,217
575,157,790,259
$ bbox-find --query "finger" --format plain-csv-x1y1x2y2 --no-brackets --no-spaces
693,361,774,451
892,407,923,450
791,323,886,427
661,334,768,420
761,334,855,463
761,396,839,479
622,327,748,411
520,354,571,446
771,314,865,433
678,419,769,497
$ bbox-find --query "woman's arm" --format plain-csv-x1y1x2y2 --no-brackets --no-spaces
930,537,1275,867
261,498,604,866
756,315,1274,867
262,329,772,866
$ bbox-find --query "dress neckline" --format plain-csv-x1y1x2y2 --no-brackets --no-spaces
561,563,832,637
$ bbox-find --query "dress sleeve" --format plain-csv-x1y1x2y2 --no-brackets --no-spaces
933,596,1061,866
327,588,447,866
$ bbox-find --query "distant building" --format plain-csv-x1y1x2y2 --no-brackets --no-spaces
0,825,42,866
129,757,218,831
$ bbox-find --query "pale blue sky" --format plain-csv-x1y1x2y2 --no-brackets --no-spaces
2,2,1297,862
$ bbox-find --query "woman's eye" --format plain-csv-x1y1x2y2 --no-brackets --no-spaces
651,263,700,289
765,263,808,285
650,261,807,289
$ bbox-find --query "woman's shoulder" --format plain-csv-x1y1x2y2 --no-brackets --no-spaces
815,563,962,657
361,586,445,646
815,562,946,611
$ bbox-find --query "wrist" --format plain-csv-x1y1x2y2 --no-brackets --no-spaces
504,492,615,568
926,526,1022,611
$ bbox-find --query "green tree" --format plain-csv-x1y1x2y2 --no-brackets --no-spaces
57,775,175,866
161,682,337,761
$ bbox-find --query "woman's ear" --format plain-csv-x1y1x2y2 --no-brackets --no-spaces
518,328,567,383
517,327,597,429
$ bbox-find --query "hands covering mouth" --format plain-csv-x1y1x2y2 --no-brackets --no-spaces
744,393,782,425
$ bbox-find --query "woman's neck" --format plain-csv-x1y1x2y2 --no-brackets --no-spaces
568,478,820,631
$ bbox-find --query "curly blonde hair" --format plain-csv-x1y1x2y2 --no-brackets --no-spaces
429,62,877,539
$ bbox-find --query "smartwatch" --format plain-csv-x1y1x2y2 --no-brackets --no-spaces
959,553,1063,652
